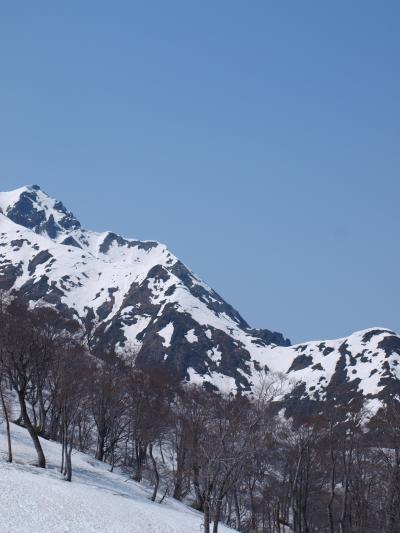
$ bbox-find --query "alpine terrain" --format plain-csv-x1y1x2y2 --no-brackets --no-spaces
0,185,399,413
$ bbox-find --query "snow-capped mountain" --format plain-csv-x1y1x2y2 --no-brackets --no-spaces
266,328,400,417
1,185,399,410
0,185,289,391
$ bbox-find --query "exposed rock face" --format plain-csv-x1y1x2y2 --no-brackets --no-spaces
0,185,399,413
0,185,290,394
276,328,400,418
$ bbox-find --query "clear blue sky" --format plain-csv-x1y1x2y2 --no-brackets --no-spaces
0,1,399,342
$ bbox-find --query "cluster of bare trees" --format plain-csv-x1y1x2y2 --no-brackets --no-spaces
0,295,400,532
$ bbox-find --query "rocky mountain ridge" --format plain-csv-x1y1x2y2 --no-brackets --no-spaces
1,185,399,411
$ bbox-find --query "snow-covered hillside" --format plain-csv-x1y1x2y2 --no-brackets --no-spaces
0,185,289,393
1,185,400,411
260,328,400,415
0,422,235,533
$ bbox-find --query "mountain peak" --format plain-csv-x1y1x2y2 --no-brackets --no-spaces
0,184,293,395
0,185,81,241
1,185,398,412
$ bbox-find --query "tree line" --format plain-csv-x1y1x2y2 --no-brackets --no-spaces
0,294,399,533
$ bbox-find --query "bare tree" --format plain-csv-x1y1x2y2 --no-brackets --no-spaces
0,299,48,467
0,375,13,463
55,347,91,481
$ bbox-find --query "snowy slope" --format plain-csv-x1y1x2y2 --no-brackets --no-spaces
1,185,400,411
0,185,289,393
0,422,235,533
256,328,400,414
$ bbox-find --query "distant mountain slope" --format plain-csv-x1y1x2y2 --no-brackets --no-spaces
260,327,400,415
1,185,399,410
0,185,289,394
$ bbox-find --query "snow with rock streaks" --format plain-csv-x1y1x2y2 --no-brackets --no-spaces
1,186,400,410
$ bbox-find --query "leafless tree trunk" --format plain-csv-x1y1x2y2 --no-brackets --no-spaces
17,390,46,468
149,443,160,502
327,438,337,533
0,381,12,462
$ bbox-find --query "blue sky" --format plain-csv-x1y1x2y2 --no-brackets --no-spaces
0,1,399,342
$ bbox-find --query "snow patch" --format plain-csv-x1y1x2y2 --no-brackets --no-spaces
158,322,174,348
185,329,198,343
